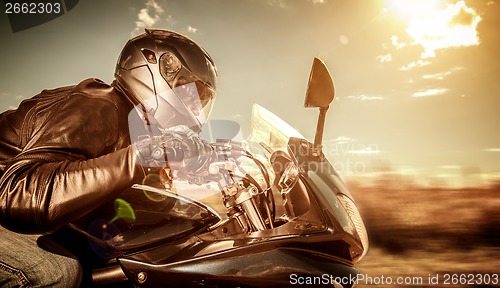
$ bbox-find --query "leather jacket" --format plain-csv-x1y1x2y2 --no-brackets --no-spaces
0,78,144,234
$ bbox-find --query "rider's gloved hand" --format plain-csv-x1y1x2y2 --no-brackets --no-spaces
133,132,184,168
132,126,217,174
167,125,218,174
180,136,218,175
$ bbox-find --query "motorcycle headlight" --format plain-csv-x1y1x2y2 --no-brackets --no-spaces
337,194,369,260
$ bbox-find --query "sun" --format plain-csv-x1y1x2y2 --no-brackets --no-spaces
386,0,481,58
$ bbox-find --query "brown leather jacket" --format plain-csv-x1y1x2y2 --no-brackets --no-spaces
0,78,143,234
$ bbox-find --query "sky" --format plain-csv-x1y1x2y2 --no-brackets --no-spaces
1,0,499,187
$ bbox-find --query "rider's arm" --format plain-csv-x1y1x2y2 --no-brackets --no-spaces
0,91,143,234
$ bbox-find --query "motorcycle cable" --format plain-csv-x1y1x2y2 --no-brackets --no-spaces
242,151,275,224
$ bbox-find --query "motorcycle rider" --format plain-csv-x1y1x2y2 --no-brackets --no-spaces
0,29,217,287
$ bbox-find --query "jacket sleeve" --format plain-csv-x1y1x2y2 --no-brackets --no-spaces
0,88,144,234
0,147,143,234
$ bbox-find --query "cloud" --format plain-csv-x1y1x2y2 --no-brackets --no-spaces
325,136,355,144
422,72,451,81
399,59,430,71
137,9,156,27
376,36,404,64
131,0,166,36
346,94,385,101
391,35,406,49
323,137,381,157
383,1,481,72
438,165,461,170
0,93,25,111
267,0,287,8
412,88,448,97
268,0,326,8
349,147,381,155
421,66,463,80
450,4,476,26
406,1,481,59
484,148,500,152
377,53,392,63
394,165,419,176
187,25,198,34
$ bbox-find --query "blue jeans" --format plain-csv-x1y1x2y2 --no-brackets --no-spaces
0,226,81,288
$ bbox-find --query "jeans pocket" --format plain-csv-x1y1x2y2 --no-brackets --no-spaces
0,261,32,288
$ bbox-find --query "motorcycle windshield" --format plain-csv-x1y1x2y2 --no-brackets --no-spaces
249,104,368,260
250,104,305,152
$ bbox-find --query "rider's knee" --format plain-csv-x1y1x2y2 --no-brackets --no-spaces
30,255,82,288
54,257,82,288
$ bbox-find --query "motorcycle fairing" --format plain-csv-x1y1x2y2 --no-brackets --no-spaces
119,247,358,287
69,184,221,258
112,147,365,287
68,103,368,287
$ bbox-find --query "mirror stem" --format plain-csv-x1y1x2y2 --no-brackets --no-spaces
313,106,329,156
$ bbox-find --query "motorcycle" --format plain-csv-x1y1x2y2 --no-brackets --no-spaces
64,58,369,287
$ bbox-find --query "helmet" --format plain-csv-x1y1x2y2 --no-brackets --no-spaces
115,29,217,131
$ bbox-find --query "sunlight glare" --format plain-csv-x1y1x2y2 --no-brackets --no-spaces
389,0,444,17
388,0,481,58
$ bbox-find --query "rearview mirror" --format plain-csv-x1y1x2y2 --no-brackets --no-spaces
304,58,335,155
304,58,335,108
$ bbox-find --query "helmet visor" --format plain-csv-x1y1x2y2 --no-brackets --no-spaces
140,80,215,133
171,79,215,119
143,50,217,132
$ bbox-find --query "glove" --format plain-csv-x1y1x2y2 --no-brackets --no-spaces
180,136,218,175
133,133,183,168
167,125,218,174
133,127,217,174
